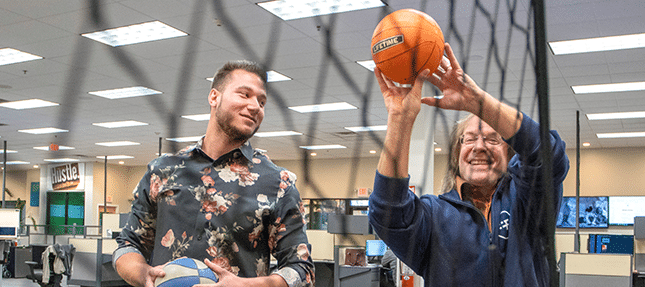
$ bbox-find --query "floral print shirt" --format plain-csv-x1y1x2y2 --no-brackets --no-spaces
113,139,314,287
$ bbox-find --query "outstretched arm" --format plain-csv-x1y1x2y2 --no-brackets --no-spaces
375,67,432,178
114,252,165,287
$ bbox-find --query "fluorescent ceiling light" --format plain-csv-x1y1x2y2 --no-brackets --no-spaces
255,131,303,137
344,125,387,132
206,70,290,83
34,146,75,151
549,32,645,55
97,155,134,160
597,131,645,139
267,71,291,82
0,161,30,165
571,81,645,94
258,0,385,21
289,102,357,113
95,141,140,147
166,136,202,142
0,99,58,109
356,60,376,71
89,86,162,99
18,127,68,134
0,150,17,154
81,20,187,47
0,48,43,66
93,120,148,128
586,111,645,120
299,144,346,150
43,158,79,163
182,114,210,121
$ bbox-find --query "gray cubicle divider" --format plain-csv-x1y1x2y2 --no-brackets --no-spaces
559,253,632,287
635,217,645,240
327,214,371,235
635,216,645,276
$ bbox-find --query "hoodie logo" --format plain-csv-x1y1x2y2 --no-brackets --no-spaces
499,210,510,239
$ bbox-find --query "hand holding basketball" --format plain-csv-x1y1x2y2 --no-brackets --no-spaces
154,258,218,287
371,9,444,86
423,43,488,114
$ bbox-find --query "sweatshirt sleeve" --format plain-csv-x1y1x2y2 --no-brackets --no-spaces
368,171,432,273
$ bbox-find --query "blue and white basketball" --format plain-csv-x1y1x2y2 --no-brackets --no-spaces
154,258,218,287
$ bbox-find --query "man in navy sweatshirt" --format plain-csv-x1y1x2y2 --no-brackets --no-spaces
368,43,569,286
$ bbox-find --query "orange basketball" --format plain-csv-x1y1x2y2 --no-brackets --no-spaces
371,9,444,85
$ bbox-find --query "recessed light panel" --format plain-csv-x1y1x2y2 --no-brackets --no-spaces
572,81,645,94
95,141,140,147
299,144,346,150
344,125,387,132
0,48,43,66
549,33,645,55
18,127,68,134
258,0,385,21
267,71,291,82
93,120,149,128
255,131,303,137
356,60,376,71
597,132,645,139
181,114,210,121
34,146,75,151
0,150,17,154
81,21,188,47
0,161,30,165
586,111,645,120
43,158,79,163
89,86,162,99
166,136,202,142
289,102,357,113
97,155,134,160
0,99,58,110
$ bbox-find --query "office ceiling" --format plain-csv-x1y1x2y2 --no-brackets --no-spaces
1,0,644,170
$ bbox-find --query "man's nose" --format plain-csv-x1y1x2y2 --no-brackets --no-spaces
248,97,261,112
472,136,487,149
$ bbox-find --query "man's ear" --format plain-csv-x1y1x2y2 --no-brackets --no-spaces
208,88,220,107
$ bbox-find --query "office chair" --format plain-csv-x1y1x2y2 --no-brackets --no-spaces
26,243,75,287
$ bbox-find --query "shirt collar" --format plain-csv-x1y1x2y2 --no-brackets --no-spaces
191,136,255,162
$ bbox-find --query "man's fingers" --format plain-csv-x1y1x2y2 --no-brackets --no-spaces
204,258,226,276
444,43,462,71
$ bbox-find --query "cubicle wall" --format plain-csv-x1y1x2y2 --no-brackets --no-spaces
560,253,632,286
68,238,126,286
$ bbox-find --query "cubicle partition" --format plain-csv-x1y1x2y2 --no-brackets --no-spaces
560,253,632,286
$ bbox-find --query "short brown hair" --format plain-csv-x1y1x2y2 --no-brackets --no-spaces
210,60,267,91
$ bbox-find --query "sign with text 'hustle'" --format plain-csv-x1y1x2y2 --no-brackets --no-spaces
50,163,84,190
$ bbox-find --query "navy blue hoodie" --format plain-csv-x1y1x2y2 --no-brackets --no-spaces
369,113,569,286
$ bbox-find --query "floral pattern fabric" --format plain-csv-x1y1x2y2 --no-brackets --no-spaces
114,139,314,287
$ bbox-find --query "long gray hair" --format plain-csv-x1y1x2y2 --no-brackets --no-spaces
439,114,515,194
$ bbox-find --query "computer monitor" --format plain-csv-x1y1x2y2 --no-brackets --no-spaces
556,196,608,228
365,240,387,257
0,209,20,240
609,196,645,226
588,234,634,254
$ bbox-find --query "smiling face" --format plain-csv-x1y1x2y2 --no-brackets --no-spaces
458,117,510,189
210,69,267,143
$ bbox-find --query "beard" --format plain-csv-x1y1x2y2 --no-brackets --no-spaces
216,106,258,143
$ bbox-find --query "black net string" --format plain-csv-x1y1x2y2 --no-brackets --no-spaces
50,0,553,285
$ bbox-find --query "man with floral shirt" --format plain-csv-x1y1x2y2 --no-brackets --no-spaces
113,60,314,287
